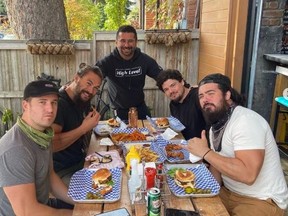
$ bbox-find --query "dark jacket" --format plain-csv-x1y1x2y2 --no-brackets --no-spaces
96,47,162,109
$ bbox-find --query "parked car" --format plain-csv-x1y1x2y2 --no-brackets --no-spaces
3,34,16,39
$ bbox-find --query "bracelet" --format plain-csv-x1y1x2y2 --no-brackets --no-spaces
202,149,212,159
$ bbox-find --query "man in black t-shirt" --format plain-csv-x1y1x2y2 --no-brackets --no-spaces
52,64,103,185
156,69,206,140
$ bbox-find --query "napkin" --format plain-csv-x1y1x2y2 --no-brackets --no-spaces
116,116,128,129
100,137,114,146
160,128,178,140
189,153,202,163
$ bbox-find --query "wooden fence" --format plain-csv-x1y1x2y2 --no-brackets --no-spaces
0,30,200,135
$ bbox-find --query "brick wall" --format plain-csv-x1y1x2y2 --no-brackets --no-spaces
262,0,288,53
262,0,284,26
187,0,198,29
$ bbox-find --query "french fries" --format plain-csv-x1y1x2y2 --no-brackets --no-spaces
138,147,159,162
111,130,146,142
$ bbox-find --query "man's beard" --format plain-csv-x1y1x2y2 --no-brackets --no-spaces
171,88,185,103
202,101,229,125
120,47,135,57
74,86,93,108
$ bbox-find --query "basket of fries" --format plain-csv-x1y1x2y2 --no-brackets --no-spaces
122,141,165,163
110,128,150,145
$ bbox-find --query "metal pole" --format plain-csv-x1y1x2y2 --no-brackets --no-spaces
140,0,145,29
247,0,263,109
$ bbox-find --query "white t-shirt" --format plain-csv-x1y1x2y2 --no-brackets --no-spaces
209,106,288,209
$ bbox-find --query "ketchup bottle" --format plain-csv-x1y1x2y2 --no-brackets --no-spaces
156,163,164,189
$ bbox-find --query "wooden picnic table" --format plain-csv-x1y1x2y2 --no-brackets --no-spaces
72,120,229,216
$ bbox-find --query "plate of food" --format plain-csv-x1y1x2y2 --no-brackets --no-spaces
154,138,190,163
68,167,122,203
85,150,125,169
122,142,165,163
107,118,121,128
146,116,185,132
110,128,151,144
165,164,220,197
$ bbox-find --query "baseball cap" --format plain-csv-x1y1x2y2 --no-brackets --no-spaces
199,73,231,91
24,80,59,100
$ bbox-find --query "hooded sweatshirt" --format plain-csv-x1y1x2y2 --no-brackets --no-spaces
96,47,162,109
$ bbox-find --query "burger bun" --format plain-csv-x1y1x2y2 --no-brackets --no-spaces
92,168,112,189
107,118,120,127
155,117,169,128
174,169,195,188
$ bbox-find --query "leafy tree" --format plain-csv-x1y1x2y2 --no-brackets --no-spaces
127,5,140,29
103,0,129,30
64,0,101,39
146,0,183,29
4,0,69,39
93,0,106,30
0,0,6,15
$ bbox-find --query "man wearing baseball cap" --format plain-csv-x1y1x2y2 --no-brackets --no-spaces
0,80,74,215
183,73,288,216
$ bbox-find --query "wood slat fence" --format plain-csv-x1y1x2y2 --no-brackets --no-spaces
0,30,200,135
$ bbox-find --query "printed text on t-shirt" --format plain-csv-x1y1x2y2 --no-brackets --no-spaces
115,67,142,77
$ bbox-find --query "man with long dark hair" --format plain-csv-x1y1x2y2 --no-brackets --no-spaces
184,73,288,216
52,64,103,185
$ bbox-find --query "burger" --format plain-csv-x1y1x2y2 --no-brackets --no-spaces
155,117,169,128
92,168,113,190
107,118,120,127
174,169,195,188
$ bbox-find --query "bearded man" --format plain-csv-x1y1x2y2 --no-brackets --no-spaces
184,73,288,216
52,64,103,185
156,69,206,140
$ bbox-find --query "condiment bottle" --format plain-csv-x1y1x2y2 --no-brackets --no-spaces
156,163,164,189
125,146,140,171
128,107,138,128
128,158,142,204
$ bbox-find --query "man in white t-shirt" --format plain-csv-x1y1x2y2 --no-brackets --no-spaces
183,73,288,216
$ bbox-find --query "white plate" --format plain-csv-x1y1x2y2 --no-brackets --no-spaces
94,124,112,136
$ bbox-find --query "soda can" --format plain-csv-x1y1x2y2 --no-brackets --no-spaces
147,187,161,216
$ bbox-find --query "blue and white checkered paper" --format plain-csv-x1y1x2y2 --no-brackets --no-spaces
166,164,220,197
146,116,185,132
152,137,190,163
68,167,122,203
111,127,149,134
